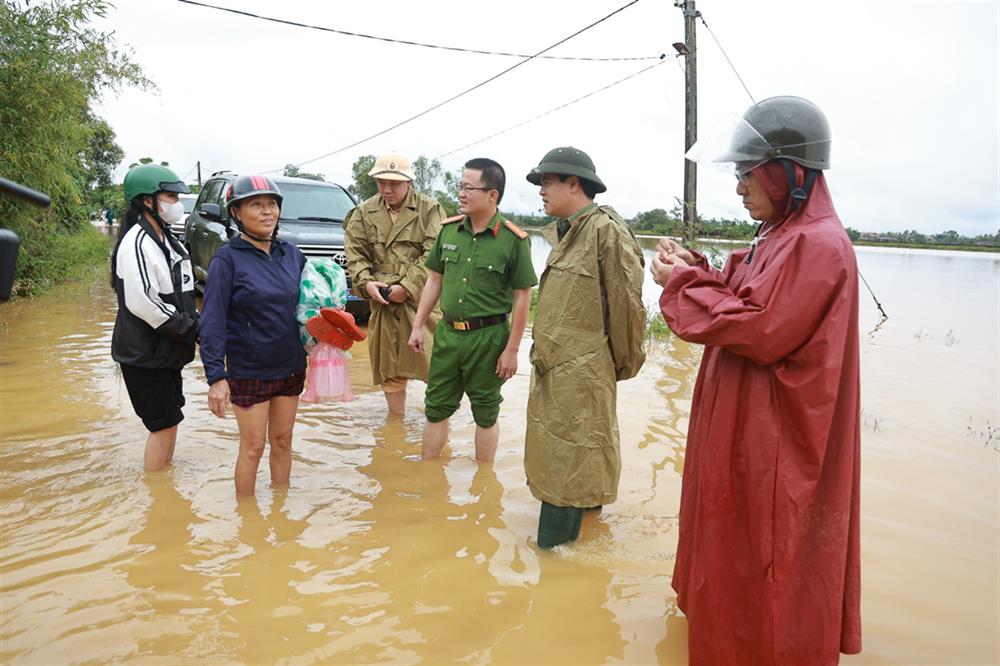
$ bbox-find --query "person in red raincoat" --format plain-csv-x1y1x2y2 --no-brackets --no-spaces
650,96,862,665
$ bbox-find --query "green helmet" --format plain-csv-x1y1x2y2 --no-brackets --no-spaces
526,146,607,193
123,164,190,202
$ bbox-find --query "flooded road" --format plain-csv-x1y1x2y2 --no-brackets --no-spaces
1,243,998,664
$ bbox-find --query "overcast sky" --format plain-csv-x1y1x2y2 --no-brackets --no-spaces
94,0,999,236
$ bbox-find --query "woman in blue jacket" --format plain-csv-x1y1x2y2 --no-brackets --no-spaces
199,175,306,496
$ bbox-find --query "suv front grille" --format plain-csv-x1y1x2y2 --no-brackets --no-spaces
298,244,348,268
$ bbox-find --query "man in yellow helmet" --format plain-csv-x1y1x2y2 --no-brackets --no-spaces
344,152,444,415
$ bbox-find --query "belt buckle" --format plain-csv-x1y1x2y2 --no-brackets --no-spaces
452,320,470,331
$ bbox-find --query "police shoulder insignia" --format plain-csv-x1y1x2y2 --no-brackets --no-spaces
502,219,528,239
442,215,464,225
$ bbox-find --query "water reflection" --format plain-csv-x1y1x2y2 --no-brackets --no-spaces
2,247,998,664
126,472,221,660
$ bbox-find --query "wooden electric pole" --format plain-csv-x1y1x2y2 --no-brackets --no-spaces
678,0,699,245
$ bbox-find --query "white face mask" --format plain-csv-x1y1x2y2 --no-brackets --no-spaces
157,199,185,224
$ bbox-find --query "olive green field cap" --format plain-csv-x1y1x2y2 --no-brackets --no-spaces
526,146,606,193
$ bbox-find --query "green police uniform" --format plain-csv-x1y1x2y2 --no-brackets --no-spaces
423,211,537,426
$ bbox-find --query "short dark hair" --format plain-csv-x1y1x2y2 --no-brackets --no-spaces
558,174,599,200
464,158,505,204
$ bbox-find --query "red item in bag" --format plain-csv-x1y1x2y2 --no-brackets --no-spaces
320,307,366,341
306,315,355,350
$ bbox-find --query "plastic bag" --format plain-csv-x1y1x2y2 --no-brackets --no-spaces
301,341,354,403
297,257,348,347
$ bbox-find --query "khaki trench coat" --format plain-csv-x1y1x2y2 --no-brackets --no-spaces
525,205,646,507
344,188,444,385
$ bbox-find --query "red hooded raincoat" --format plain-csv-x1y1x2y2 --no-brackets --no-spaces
659,161,862,665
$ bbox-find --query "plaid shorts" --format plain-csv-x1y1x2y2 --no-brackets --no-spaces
229,372,305,408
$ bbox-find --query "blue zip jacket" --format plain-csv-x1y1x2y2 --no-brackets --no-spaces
199,236,306,385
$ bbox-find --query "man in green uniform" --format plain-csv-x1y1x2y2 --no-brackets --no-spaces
524,147,646,548
409,158,537,462
345,152,444,416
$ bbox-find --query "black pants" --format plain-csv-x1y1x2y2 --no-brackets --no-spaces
120,364,185,432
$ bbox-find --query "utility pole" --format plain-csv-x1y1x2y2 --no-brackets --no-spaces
676,0,699,245
196,161,202,190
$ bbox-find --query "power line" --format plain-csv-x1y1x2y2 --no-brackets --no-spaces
435,56,672,160
176,0,658,62
698,14,755,104
267,0,646,172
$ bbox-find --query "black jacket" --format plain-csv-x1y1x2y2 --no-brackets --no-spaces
111,217,199,369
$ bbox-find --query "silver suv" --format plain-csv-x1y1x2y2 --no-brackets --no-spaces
185,172,369,320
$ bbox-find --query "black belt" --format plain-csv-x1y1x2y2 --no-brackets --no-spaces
443,313,507,331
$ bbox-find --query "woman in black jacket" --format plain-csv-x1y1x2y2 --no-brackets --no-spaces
111,164,199,470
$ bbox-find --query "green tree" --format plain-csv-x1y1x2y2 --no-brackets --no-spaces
431,168,459,217
282,163,325,181
1,0,150,293
412,156,442,195
81,115,123,191
348,154,377,200
934,230,961,245
127,156,169,169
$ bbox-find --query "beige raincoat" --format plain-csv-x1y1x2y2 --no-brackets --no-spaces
525,205,646,507
344,188,444,385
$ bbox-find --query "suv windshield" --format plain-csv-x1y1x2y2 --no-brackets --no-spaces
278,182,354,222
180,195,197,213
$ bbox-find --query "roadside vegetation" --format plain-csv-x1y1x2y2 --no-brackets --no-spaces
1,0,149,297
501,199,1000,252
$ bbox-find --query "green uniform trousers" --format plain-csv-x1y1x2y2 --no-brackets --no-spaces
425,322,509,427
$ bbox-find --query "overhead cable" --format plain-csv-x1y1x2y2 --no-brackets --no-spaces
266,0,646,171
698,14,755,104
435,56,671,159
176,0,657,62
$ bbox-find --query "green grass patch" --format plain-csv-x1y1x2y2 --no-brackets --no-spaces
851,240,1000,253
644,305,672,342
11,225,110,297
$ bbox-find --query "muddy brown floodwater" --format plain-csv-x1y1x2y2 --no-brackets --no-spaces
1,244,997,664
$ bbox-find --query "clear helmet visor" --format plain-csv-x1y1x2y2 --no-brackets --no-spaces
685,113,775,174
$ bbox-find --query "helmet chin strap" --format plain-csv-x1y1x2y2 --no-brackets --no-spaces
779,160,819,214
241,229,274,243
136,198,170,231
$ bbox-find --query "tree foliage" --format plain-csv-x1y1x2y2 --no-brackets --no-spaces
1,0,150,292
282,163,325,181
127,156,170,169
348,154,377,201
412,156,441,195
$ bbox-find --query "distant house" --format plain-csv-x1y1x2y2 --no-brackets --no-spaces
860,232,892,242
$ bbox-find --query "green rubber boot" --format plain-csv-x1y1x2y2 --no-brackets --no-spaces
538,502,584,549
570,505,584,541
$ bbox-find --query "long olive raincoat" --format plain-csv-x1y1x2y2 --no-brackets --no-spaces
525,205,646,507
344,188,444,385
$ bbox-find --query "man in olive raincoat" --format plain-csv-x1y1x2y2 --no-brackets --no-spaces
523,147,646,549
345,152,444,415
